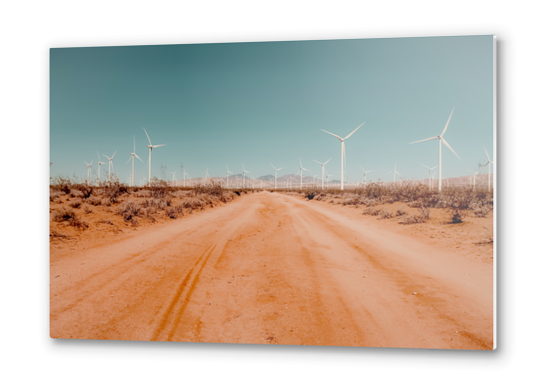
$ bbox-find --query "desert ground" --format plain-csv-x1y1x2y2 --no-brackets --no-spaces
50,182,493,349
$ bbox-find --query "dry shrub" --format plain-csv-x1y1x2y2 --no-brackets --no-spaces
148,178,170,198
87,196,102,206
379,210,394,219
116,200,141,221
396,207,407,216
50,190,62,202
103,181,129,203
401,206,430,225
52,208,88,229
70,189,84,198
193,181,224,197
165,207,178,219
69,199,83,209
50,229,69,239
83,204,93,214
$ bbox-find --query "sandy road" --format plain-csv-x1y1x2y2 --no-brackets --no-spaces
50,191,493,349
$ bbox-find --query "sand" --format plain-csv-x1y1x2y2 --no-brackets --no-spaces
50,191,493,349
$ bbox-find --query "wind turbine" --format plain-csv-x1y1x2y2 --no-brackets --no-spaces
169,170,177,185
410,108,460,192
270,164,283,190
484,147,493,191
468,169,479,190
143,127,165,184
312,158,331,190
84,161,93,184
96,151,105,184
226,165,233,188
242,163,250,188
421,163,437,191
202,167,210,185
387,163,401,183
298,158,309,190
360,165,372,183
104,150,117,182
321,122,364,190
126,136,143,187
183,171,189,187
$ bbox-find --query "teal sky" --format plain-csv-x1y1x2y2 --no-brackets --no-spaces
50,35,494,183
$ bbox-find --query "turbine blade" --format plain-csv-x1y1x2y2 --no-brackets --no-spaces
484,146,490,161
312,159,323,165
344,122,364,140
152,144,166,148
97,151,101,161
277,168,283,171
134,153,143,163
441,107,455,136
442,138,461,160
126,157,132,164
421,163,430,169
324,158,332,165
111,150,117,159
133,136,136,152
321,129,342,140
410,136,438,144
143,127,152,145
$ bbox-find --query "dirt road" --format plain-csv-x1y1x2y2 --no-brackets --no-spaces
50,191,493,349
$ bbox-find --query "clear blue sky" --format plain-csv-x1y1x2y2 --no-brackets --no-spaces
50,35,494,183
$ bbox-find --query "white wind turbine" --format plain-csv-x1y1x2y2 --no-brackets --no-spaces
202,167,210,185
96,151,105,184
143,127,165,184
410,108,461,192
183,171,189,187
298,158,309,190
468,169,479,190
226,165,233,188
104,150,117,182
169,170,177,185
360,165,372,183
484,147,493,191
421,163,437,191
241,163,250,188
321,122,364,190
387,163,401,183
325,170,331,189
126,136,143,187
84,161,93,184
312,158,331,190
270,164,283,190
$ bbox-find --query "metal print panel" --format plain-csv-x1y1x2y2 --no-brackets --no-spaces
50,35,495,349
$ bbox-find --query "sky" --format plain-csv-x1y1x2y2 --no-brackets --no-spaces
50,35,494,184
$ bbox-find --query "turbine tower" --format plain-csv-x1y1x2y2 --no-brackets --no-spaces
313,158,331,190
270,164,283,190
321,122,364,190
410,108,460,192
421,163,437,191
468,169,479,190
226,165,233,188
360,165,372,183
169,170,177,185
84,161,93,184
104,150,117,182
241,163,250,188
126,136,143,187
298,159,309,190
96,151,105,184
143,127,165,184
484,147,493,191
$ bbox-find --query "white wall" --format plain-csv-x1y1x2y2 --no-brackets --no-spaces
1,1,537,383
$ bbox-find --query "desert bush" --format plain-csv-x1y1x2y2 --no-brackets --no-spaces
52,207,88,229
87,196,102,206
400,205,430,225
103,181,129,203
51,177,72,194
193,181,224,197
50,190,62,202
165,207,178,219
70,189,84,198
69,199,83,209
305,187,319,200
148,178,170,198
83,204,93,214
379,210,394,219
396,207,407,216
116,200,141,221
